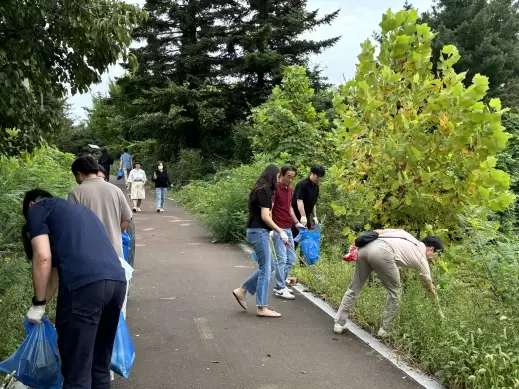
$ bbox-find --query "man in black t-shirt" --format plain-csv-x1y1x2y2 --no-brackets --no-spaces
291,166,325,264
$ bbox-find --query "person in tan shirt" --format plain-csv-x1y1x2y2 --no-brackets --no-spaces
334,229,444,337
68,156,133,258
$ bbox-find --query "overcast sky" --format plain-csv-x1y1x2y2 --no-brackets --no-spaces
67,0,434,122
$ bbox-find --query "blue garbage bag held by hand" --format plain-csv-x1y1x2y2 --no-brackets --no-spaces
0,317,63,389
117,169,124,180
110,312,135,378
122,232,131,263
298,225,321,265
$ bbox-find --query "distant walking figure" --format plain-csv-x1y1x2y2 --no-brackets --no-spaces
128,161,147,213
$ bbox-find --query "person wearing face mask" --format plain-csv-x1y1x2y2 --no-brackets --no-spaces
152,161,172,213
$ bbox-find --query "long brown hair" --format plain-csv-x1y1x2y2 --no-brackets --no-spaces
250,164,279,198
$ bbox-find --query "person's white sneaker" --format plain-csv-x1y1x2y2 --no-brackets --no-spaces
275,288,295,300
377,328,389,338
273,287,293,293
334,323,347,334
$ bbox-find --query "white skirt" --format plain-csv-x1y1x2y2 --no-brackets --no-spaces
131,181,145,199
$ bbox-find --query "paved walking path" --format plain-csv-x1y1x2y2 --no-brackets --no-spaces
113,187,422,389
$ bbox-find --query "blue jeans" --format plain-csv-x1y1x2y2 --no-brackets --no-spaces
156,187,167,209
242,228,272,307
273,228,296,290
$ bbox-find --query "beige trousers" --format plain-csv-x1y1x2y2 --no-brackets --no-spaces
335,240,401,331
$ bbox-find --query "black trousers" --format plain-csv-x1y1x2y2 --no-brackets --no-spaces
56,280,126,389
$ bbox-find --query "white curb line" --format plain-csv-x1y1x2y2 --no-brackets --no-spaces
238,243,444,389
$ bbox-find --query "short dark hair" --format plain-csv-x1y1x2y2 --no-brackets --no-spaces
310,165,326,177
281,164,297,176
71,156,100,176
23,189,53,219
123,148,129,153
422,236,444,253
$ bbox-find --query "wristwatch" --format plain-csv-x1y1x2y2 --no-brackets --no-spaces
32,296,46,306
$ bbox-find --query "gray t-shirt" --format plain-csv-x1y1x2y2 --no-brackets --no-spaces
68,177,133,258
378,230,431,280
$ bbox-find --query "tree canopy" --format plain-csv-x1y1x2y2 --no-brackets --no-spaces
0,0,147,156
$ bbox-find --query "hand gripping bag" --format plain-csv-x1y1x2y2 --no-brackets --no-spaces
110,312,135,379
298,225,321,265
0,317,63,389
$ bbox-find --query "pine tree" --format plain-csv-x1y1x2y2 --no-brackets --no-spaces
225,0,340,106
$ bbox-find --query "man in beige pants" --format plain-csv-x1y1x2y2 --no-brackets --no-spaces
334,229,444,337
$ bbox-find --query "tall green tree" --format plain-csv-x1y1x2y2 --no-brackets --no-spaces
113,0,340,163
0,0,146,156
226,0,340,106
421,0,519,98
331,8,514,238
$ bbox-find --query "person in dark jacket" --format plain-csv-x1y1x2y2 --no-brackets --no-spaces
152,160,172,212
97,148,114,182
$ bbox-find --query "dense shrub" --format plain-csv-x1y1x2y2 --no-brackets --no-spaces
0,146,76,360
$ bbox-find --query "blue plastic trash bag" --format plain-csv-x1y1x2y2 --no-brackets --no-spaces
110,312,135,379
122,232,131,263
117,169,124,180
298,225,321,265
0,317,63,389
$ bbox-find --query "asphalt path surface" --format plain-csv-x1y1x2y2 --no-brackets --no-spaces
113,184,422,389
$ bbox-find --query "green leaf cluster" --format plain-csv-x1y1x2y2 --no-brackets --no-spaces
331,8,515,235
251,66,331,167
0,0,147,156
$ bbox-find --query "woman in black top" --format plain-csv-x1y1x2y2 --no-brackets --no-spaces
152,161,172,212
232,165,289,318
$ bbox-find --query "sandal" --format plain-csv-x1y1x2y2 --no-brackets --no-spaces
232,288,247,310
256,308,281,318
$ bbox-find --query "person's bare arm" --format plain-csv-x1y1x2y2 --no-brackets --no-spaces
261,208,283,233
290,207,299,224
45,268,59,303
31,235,52,301
297,199,306,218
311,205,317,219
121,220,130,232
120,190,133,232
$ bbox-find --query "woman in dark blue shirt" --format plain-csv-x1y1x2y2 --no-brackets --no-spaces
232,165,288,318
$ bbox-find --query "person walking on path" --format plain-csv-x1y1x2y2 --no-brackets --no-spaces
68,156,133,259
128,161,147,213
98,148,114,182
232,165,289,318
334,229,444,337
271,164,306,300
22,189,127,389
152,161,172,213
120,148,133,188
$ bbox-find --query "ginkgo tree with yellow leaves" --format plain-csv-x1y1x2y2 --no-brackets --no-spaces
330,8,515,237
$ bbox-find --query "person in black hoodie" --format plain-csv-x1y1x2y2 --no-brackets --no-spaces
97,148,114,182
152,161,172,212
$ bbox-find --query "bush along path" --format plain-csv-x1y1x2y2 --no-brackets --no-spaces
113,192,426,389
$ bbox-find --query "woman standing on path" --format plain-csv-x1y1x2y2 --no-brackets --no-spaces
152,161,172,213
233,165,289,318
128,161,147,212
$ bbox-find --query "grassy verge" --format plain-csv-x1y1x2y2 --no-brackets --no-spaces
0,146,76,360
